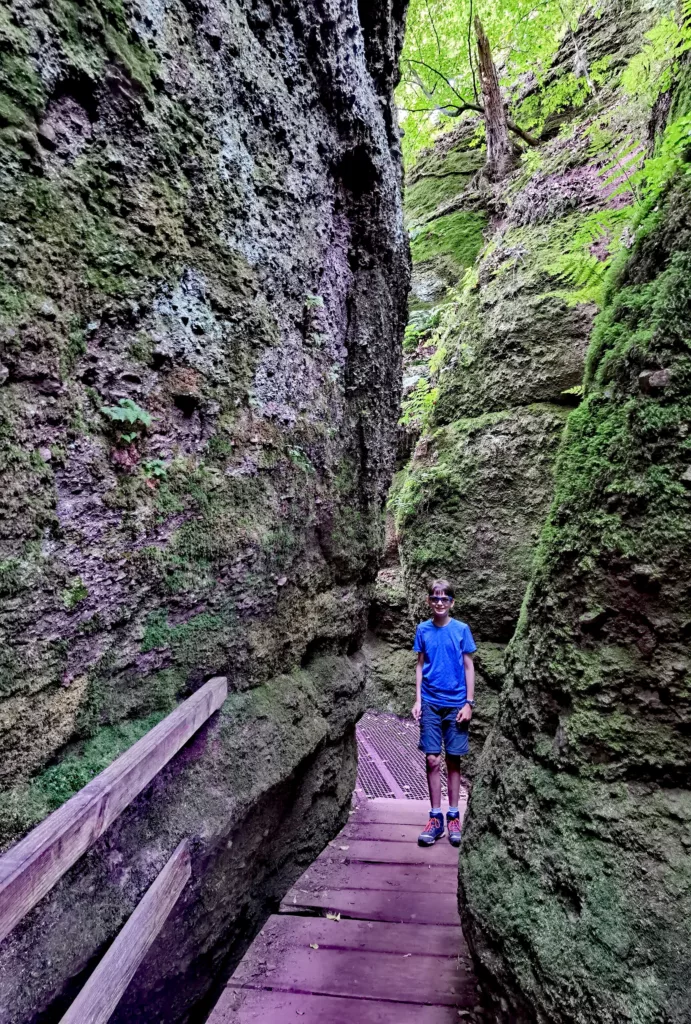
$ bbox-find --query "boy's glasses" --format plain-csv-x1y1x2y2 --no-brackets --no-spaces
429,595,452,604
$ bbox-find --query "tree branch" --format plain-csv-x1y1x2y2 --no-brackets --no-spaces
507,118,540,146
424,0,441,57
405,58,477,109
413,170,470,180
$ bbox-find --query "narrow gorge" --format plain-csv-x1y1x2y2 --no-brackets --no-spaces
0,0,690,1021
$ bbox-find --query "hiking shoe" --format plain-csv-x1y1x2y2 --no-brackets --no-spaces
418,812,444,846
447,812,462,847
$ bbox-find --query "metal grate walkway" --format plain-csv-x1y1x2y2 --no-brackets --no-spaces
356,710,456,801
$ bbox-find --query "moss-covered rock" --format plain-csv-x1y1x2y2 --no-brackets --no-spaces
395,405,570,640
404,122,487,308
459,171,691,1024
0,0,409,1018
0,0,409,795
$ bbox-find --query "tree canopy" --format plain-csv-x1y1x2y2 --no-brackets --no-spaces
397,0,601,164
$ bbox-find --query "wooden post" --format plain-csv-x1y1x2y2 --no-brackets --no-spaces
0,676,227,944
59,840,191,1024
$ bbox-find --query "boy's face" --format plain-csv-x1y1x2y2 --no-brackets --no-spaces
428,590,454,615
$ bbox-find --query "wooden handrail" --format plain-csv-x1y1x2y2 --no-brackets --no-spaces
59,840,191,1024
0,676,227,944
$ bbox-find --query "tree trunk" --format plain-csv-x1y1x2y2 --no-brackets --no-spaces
475,15,517,181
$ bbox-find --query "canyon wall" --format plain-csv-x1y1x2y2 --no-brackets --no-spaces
461,148,691,1024
458,10,691,1024
0,0,409,1019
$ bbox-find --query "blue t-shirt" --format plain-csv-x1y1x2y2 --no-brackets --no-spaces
413,618,477,707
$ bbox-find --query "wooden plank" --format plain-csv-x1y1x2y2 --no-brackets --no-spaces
210,988,464,1023
60,840,191,1024
248,915,464,957
354,799,432,824
353,799,467,826
280,887,459,926
294,859,458,894
341,821,450,843
322,838,459,867
0,676,226,943
227,945,473,1006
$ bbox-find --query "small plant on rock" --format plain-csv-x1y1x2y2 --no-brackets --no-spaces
142,458,167,480
100,398,152,444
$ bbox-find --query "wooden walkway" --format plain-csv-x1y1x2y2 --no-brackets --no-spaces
209,798,478,1023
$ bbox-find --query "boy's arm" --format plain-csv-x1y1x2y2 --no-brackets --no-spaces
412,652,424,721
457,653,475,723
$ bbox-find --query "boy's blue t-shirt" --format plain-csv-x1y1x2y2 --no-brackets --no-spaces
413,618,477,707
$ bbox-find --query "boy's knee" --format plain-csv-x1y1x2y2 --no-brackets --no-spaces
426,753,442,770
446,753,461,768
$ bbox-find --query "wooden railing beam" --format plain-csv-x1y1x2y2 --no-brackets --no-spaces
0,676,227,944
59,839,191,1024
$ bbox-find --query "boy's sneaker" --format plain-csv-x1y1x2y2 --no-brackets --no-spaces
447,812,462,847
418,812,444,846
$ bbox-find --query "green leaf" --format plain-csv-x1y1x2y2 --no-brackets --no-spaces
101,398,152,429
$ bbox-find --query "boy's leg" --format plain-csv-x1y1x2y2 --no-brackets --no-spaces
441,709,469,848
426,753,443,808
417,704,445,846
445,754,461,808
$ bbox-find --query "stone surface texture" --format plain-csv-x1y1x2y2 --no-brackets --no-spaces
0,0,408,1019
461,169,691,1024
458,10,691,1024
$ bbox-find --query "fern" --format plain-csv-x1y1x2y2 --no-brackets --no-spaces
101,398,152,429
595,136,644,203
554,208,633,303
400,379,439,428
621,11,691,107
635,113,691,203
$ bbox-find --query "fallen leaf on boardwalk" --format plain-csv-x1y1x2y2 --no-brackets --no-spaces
402,953,412,957
326,912,341,921
339,845,349,850
309,943,319,950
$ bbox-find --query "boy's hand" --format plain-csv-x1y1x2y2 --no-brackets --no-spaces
411,700,422,722
457,704,473,724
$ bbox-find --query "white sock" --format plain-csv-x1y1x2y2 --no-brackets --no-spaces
448,806,459,815
430,807,442,815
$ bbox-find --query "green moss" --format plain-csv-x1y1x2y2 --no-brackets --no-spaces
141,608,234,674
395,406,570,639
410,210,487,274
0,712,165,851
328,504,383,582
62,577,88,610
0,558,22,597
405,144,484,224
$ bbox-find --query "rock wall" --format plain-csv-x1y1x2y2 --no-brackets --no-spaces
0,0,409,1018
458,14,691,1024
460,155,691,1024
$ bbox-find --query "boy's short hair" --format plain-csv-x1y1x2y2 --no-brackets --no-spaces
428,578,455,599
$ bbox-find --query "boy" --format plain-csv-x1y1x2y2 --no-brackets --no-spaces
412,579,476,848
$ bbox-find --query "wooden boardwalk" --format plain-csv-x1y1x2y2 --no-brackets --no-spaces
209,798,478,1023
